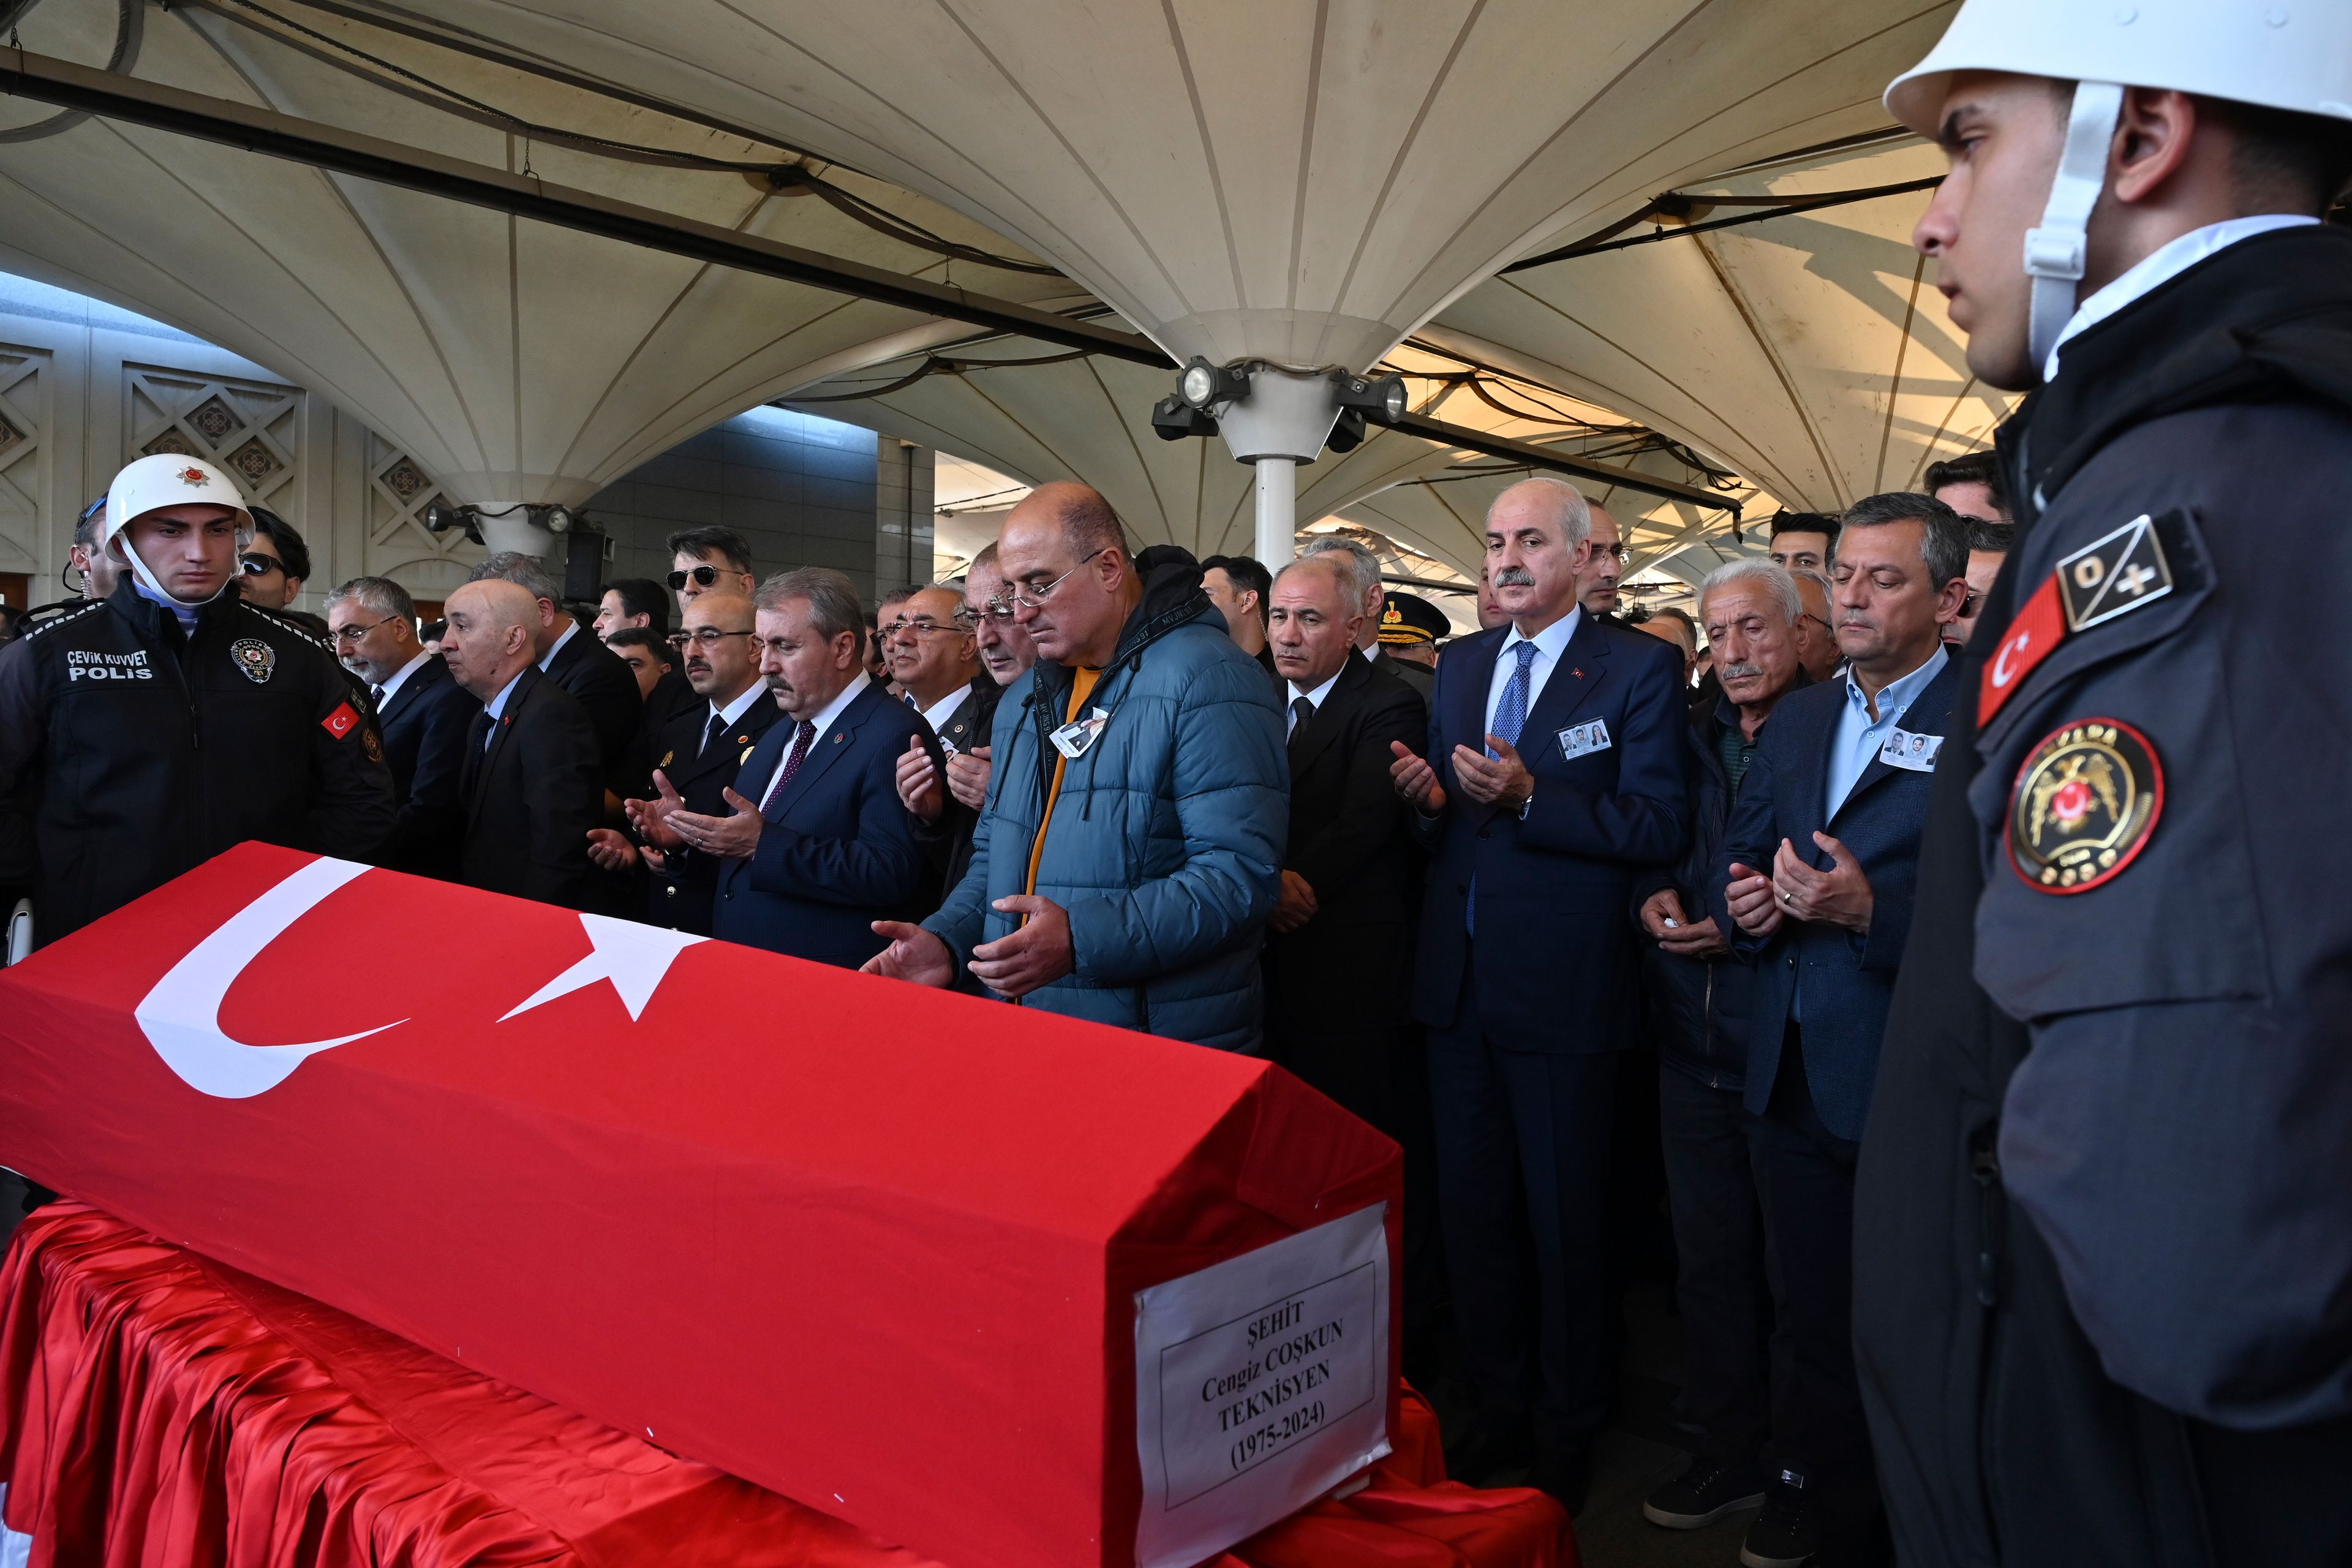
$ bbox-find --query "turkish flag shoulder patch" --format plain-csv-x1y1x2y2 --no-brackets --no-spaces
322,701,360,740
1978,575,2067,728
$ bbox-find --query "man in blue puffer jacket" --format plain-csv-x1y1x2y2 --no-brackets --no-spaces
863,483,1286,1052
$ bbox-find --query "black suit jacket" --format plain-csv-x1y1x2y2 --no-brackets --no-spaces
642,687,783,934
1369,644,1436,701
459,665,605,910
713,679,943,967
911,676,1003,899
1264,655,1427,1031
543,625,644,791
375,654,477,878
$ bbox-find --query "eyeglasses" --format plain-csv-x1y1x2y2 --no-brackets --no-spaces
239,553,285,578
1593,543,1631,564
1008,547,1112,611
973,596,1018,624
881,616,964,639
330,616,397,643
665,564,724,591
666,627,755,649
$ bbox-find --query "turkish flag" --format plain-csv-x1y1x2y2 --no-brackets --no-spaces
0,845,1401,1568
1978,573,2067,728
321,700,360,739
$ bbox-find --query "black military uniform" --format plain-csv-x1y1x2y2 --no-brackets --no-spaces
0,576,397,945
1855,224,2352,1567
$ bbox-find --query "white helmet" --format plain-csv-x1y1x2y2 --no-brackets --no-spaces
1886,1,2352,375
99,453,255,608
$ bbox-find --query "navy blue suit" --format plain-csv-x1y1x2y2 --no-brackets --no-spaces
712,679,943,968
1411,611,1687,1458
1712,656,1959,1140
375,655,477,879
1709,650,1957,1546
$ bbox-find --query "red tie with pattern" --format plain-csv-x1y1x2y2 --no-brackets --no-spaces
761,720,817,814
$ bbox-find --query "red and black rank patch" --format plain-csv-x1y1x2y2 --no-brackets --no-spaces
2007,718,2163,894
322,701,360,740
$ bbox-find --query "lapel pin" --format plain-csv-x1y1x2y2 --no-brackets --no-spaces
1572,666,1585,679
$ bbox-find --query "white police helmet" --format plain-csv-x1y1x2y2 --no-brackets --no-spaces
1886,1,2352,373
99,454,256,608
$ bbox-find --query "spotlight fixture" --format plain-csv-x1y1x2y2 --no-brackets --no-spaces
541,503,575,534
423,500,484,546
1151,393,1220,442
1177,356,1252,412
1332,369,1411,427
1325,407,1368,454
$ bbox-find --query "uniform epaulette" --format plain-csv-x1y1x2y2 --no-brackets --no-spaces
239,599,335,656
17,598,108,643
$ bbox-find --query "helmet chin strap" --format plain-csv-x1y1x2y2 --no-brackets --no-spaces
112,533,236,611
2023,80,2125,380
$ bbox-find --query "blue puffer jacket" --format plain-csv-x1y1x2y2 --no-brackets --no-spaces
924,553,1287,1052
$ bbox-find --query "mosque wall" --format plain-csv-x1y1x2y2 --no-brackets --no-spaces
0,273,941,619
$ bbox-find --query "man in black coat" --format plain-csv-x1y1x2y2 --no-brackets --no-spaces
1858,28,2352,1568
469,552,643,794
327,576,476,880
591,592,780,935
886,584,996,903
440,580,603,911
1632,559,1811,1536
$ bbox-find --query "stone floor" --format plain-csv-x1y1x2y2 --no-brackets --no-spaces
1419,1278,1767,1568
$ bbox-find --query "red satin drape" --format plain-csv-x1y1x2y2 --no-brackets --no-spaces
0,1206,1574,1568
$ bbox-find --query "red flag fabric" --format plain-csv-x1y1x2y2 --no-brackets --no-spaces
0,846,1408,1568
0,1205,1576,1568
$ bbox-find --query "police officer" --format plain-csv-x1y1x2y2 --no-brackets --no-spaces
1374,590,1446,699
1852,7,2352,1566
0,455,396,947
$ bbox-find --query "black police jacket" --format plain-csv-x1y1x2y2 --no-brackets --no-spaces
1853,224,2352,1567
0,578,396,945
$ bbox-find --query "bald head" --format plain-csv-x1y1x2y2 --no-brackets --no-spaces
440,578,542,700
998,481,1140,667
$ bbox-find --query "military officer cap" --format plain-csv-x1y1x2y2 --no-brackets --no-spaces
1377,592,1447,646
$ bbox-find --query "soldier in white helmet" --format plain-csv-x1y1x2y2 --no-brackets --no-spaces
0,454,395,946
1853,6,2352,1567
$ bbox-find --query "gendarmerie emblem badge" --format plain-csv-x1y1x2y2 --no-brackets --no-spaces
2007,718,2163,894
230,637,276,684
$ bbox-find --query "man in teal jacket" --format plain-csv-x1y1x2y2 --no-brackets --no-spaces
864,483,1286,1052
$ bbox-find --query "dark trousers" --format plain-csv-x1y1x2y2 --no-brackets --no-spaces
1752,1026,1886,1563
1428,948,1619,1451
1659,1061,1774,1469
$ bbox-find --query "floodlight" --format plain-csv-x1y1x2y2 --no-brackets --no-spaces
1177,356,1251,411
1332,369,1411,427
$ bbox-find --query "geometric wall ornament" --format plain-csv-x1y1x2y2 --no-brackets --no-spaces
0,345,50,577
142,427,200,458
125,364,301,517
225,436,281,484
188,395,239,443
380,456,429,503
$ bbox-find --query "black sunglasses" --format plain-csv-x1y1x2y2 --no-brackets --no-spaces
239,552,285,577
666,564,723,591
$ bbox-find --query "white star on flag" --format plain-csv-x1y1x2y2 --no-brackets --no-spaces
499,914,706,1023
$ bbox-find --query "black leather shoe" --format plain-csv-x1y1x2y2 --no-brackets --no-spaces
1741,1490,1819,1567
1526,1442,1593,1516
1644,1454,1768,1529
1442,1417,1532,1485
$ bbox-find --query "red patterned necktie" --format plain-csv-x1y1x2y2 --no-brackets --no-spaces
761,720,817,814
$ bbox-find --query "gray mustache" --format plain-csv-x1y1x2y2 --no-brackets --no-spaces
1494,567,1537,588
1721,662,1765,682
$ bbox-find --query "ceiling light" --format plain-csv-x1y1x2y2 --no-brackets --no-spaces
1177,356,1251,411
1152,393,1219,441
1332,369,1411,427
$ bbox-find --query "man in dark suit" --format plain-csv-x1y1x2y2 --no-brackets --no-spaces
668,568,941,967
1375,591,1446,700
1390,477,1689,1509
889,583,1001,902
326,575,476,879
439,579,605,910
470,552,643,793
590,591,778,935
1711,493,1969,1567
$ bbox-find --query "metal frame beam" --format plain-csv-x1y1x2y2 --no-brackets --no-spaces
0,47,1739,518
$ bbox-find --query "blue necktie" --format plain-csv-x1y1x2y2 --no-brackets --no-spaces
1469,641,1540,934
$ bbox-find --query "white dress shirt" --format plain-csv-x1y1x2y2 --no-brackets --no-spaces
756,671,870,807
537,618,578,672
480,667,527,744
915,685,967,737
1285,668,1345,737
704,680,769,749
374,648,433,708
1483,608,1581,740
2046,214,2318,383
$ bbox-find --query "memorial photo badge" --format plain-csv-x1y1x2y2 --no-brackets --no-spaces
230,637,276,684
2007,718,2163,894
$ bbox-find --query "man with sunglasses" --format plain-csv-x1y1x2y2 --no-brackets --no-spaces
665,526,756,612
863,483,1286,1054
596,592,780,934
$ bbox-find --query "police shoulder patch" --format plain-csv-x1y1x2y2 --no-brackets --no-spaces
2007,718,2163,894
230,637,276,684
